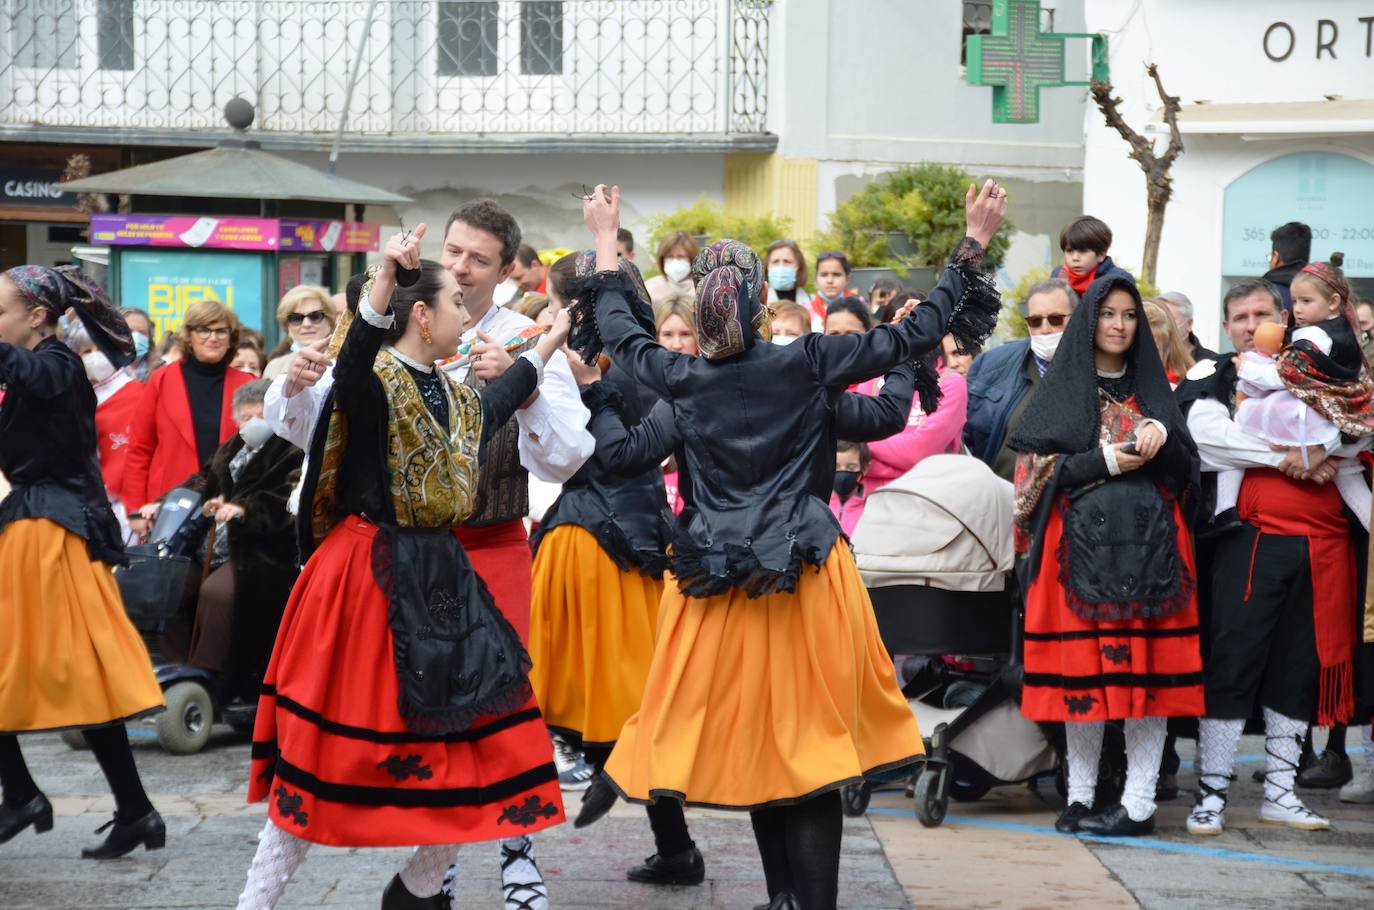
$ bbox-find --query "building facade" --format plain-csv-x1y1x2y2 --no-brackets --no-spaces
2,0,1091,289
1082,0,1374,350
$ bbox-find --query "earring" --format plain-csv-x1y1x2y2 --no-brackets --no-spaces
420,322,433,345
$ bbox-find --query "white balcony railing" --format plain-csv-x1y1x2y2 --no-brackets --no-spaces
0,0,771,145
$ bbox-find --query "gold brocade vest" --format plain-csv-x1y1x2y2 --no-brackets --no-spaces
311,348,483,543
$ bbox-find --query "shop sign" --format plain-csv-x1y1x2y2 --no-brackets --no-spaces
2,168,69,207
1222,152,1374,278
120,250,265,336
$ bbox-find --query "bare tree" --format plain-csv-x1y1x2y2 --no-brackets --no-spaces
1091,64,1184,286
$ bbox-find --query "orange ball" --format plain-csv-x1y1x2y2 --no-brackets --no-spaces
1253,322,1286,356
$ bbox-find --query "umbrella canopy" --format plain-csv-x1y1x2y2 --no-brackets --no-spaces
62,140,411,206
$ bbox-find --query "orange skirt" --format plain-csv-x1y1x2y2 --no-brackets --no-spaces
0,518,161,733
1021,501,1205,722
247,517,564,847
529,524,663,747
604,547,922,810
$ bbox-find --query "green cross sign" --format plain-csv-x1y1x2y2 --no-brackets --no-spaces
966,0,1109,124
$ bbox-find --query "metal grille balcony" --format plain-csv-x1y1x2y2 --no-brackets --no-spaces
0,0,773,151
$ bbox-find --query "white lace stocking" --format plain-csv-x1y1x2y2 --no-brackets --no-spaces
1121,717,1166,822
235,820,311,910
399,844,461,898
1263,707,1307,808
1064,720,1105,808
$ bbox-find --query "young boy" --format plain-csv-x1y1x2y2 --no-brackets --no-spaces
1051,215,1135,297
770,301,812,345
829,440,871,537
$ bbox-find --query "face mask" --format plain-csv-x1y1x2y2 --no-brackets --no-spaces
833,470,860,501
132,331,150,359
239,416,275,450
771,334,797,346
663,258,692,284
1029,331,1065,362
768,266,797,292
82,350,116,384
818,288,844,304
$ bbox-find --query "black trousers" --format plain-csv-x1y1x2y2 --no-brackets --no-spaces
1205,525,1319,722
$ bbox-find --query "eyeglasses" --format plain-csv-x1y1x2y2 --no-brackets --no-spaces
191,326,232,339
287,310,328,326
1025,314,1070,330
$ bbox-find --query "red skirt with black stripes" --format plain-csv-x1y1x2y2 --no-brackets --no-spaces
1021,501,1205,723
246,516,564,847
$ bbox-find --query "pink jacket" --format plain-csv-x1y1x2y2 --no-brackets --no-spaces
829,488,867,537
852,368,968,494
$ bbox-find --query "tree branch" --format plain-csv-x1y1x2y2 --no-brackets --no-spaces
1147,63,1185,170
1090,80,1155,166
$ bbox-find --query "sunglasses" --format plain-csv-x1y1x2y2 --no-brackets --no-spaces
816,251,850,266
1025,313,1070,330
287,310,329,326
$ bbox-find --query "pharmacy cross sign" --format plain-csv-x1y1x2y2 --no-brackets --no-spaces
965,0,1109,124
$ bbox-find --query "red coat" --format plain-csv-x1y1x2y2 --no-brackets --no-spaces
94,379,146,507
124,360,254,508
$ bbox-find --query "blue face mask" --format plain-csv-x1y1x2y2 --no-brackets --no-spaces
132,331,150,359
767,266,797,292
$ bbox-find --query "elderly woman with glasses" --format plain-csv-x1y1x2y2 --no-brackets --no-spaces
262,285,335,381
124,300,256,537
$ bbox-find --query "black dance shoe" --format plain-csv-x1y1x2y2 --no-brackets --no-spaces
754,893,801,910
80,809,165,859
1155,772,1180,801
381,874,448,910
626,845,706,886
1297,750,1353,789
1077,803,1155,837
573,777,617,828
1054,802,1093,833
0,794,53,845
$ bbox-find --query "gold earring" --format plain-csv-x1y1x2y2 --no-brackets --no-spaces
420,323,433,345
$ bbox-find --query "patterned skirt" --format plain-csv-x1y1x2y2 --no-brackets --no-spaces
247,516,564,847
1021,500,1205,723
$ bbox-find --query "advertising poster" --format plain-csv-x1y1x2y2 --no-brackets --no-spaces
120,251,265,338
93,213,279,251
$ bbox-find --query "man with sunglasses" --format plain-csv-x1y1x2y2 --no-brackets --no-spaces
963,277,1079,481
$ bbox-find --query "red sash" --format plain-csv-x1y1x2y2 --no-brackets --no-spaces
1238,469,1356,725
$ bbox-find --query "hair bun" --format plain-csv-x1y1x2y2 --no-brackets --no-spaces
1329,251,1345,269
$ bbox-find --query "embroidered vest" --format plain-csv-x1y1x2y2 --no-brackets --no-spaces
461,335,538,526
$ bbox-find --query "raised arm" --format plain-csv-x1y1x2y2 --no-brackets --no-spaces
834,361,917,442
588,392,681,477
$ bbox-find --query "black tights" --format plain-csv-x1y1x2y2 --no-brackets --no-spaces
583,743,695,858
0,728,153,820
1304,724,1349,756
749,791,843,910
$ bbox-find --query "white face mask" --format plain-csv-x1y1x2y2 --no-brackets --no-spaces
82,350,116,384
770,334,797,346
1029,331,1065,361
239,416,275,450
663,258,692,284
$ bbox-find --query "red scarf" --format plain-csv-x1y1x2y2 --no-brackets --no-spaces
1062,263,1097,296
1238,469,1356,726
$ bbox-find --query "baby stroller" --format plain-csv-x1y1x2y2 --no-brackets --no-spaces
848,455,1059,826
61,487,258,754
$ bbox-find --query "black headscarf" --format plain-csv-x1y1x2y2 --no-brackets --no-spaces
1008,273,1188,456
565,252,656,363
4,265,135,368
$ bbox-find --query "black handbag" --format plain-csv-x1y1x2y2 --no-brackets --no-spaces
115,546,192,626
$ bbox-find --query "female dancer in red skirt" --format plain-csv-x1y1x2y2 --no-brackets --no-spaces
1008,274,1204,836
237,226,570,910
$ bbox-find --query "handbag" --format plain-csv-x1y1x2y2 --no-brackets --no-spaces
115,545,192,626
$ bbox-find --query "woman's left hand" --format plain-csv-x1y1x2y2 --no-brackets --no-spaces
214,503,245,523
1134,423,1165,460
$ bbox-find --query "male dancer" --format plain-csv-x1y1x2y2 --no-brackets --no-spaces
263,201,593,910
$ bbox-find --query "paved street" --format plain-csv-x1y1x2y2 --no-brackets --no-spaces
2,724,1371,909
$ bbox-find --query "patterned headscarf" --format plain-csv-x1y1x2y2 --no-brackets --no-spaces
3,265,135,367
1299,261,1353,306
691,240,766,361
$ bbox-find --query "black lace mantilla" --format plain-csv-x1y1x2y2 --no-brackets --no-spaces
567,269,659,363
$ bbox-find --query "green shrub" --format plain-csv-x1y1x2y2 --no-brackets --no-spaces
816,164,1013,270
642,196,793,277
